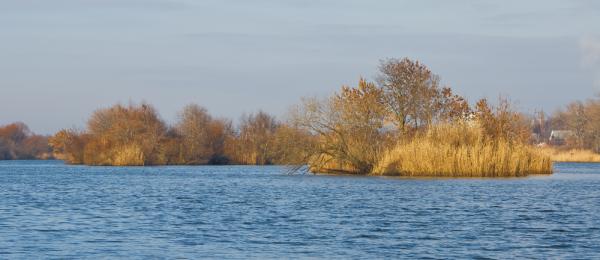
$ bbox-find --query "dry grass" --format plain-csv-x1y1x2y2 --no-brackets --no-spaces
111,145,145,166
372,123,553,177
542,147,600,163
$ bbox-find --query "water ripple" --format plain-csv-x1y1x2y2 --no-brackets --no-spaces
0,161,599,258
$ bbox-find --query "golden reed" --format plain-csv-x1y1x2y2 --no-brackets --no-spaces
542,148,600,163
372,123,553,177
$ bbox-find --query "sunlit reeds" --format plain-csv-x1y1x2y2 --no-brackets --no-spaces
542,147,600,163
372,123,553,177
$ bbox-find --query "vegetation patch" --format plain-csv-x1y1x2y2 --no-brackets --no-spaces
542,148,600,163
373,124,552,177
45,57,561,177
292,58,553,177
0,122,52,160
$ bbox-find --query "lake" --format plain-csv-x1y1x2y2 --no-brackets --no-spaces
1,160,599,259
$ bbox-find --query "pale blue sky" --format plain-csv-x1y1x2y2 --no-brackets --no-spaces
1,0,600,134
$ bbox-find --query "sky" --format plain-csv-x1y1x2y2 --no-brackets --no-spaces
1,0,600,134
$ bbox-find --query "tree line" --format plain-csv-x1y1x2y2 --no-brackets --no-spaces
48,103,312,166
542,97,600,152
0,122,52,160
45,57,551,177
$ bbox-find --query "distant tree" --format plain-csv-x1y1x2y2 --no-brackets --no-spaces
49,129,87,164
160,127,184,165
173,104,234,165
549,97,600,152
270,124,317,166
205,118,233,164
175,104,215,164
83,103,168,165
566,101,588,148
584,98,600,152
0,136,13,160
377,58,443,132
231,111,280,165
20,135,51,159
0,122,29,140
475,97,530,143
0,122,51,160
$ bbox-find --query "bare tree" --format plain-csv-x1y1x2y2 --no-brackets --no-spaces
585,99,600,152
292,78,389,174
567,101,588,148
82,103,168,165
175,104,214,164
377,58,443,132
475,97,531,143
232,111,280,165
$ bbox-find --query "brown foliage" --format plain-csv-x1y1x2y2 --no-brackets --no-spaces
49,129,87,163
292,78,391,174
174,104,232,164
377,58,470,132
475,97,531,143
292,58,548,176
45,57,556,175
549,97,600,152
227,111,280,165
0,122,52,160
50,103,168,165
50,103,294,166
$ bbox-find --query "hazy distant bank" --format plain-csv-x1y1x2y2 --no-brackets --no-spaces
0,122,52,160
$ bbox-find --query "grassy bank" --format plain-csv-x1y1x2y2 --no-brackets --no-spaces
372,124,553,177
542,148,600,163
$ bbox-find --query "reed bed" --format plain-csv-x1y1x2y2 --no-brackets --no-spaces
111,145,145,166
372,124,553,177
542,148,600,163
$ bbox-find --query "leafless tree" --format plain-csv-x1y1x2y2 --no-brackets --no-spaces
175,104,214,164
292,79,390,174
377,58,443,132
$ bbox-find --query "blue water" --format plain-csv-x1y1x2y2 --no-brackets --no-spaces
1,161,599,259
